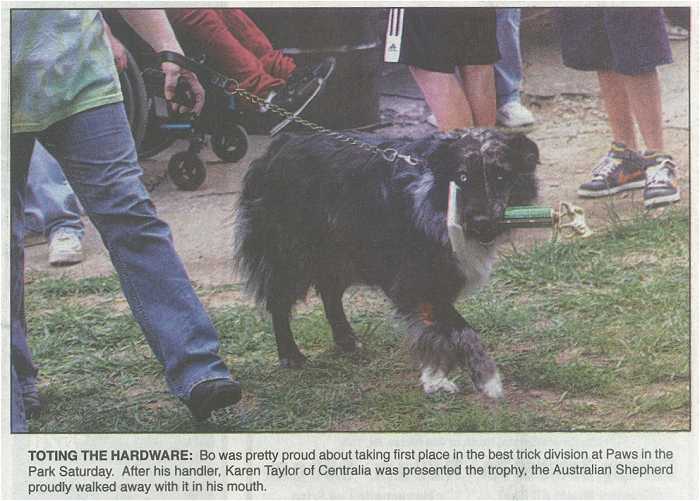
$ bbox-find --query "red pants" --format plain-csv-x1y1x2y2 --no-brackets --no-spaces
167,9,296,96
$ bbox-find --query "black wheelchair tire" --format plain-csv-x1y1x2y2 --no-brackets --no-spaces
211,124,249,163
119,49,148,151
168,151,206,191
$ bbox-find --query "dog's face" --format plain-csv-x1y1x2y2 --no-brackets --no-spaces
435,130,539,244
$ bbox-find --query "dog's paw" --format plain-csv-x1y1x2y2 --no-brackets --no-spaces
279,352,307,369
421,368,460,394
477,372,504,399
334,329,362,353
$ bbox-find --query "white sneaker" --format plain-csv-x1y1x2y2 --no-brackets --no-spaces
665,22,688,41
48,230,83,266
497,101,535,128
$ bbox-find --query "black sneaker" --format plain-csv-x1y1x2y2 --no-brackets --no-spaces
265,78,323,135
23,386,42,419
286,57,336,90
577,143,647,198
186,379,241,420
642,153,681,208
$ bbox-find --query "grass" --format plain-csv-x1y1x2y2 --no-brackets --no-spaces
24,208,690,432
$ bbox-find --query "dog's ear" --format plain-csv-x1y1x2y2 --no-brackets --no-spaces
507,133,539,173
423,136,462,180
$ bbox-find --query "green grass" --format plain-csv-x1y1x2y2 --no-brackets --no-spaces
25,208,690,432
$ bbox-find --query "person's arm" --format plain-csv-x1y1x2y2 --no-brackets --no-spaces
117,9,204,113
102,18,128,72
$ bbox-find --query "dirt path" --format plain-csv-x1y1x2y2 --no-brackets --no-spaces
24,23,689,288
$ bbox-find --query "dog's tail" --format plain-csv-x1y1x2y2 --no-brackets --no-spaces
234,159,275,309
233,134,298,308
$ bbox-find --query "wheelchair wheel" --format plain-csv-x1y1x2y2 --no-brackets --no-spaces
119,49,148,151
211,125,248,163
168,151,206,191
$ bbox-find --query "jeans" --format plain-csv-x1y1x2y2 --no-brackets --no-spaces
24,141,84,239
11,363,28,433
11,103,232,431
495,8,523,107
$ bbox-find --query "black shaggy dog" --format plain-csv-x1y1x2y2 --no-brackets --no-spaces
234,129,538,398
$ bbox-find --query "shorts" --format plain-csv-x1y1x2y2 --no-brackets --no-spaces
388,8,500,73
557,8,672,75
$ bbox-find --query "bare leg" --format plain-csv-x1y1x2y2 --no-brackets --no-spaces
597,71,638,149
623,70,665,151
459,65,497,127
409,66,473,131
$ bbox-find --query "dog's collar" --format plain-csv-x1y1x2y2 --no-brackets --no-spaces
381,148,421,165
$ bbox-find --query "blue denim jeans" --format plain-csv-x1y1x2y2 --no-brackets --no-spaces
495,8,523,107
11,363,28,433
11,103,233,431
25,141,84,240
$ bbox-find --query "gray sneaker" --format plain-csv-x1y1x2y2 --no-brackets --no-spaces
643,154,680,208
48,230,83,266
577,143,646,198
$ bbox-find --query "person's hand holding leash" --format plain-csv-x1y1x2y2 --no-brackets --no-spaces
161,62,205,115
118,9,205,114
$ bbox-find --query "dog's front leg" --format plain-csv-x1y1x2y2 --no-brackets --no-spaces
409,303,503,399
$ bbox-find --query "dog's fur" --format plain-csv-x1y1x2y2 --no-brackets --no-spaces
234,128,538,397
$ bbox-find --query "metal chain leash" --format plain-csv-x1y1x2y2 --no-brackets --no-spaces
156,51,420,164
223,81,421,165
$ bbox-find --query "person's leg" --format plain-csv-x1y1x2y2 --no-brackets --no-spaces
494,8,522,108
24,142,84,240
458,65,497,127
168,9,285,96
577,70,653,199
24,141,85,265
409,66,473,131
621,69,678,208
455,9,499,127
494,8,534,127
622,70,664,152
11,362,28,433
601,7,671,152
597,70,638,150
41,103,235,405
216,9,296,80
10,133,40,429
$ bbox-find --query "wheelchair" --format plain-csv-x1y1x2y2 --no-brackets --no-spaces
138,55,250,191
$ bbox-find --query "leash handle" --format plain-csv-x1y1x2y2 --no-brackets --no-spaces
158,51,240,92
142,67,196,112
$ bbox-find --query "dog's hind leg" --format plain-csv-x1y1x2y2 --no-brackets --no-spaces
408,303,503,399
270,301,307,368
317,279,360,353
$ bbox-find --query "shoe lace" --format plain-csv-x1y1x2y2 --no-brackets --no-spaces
591,154,620,180
647,159,676,187
52,232,78,248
